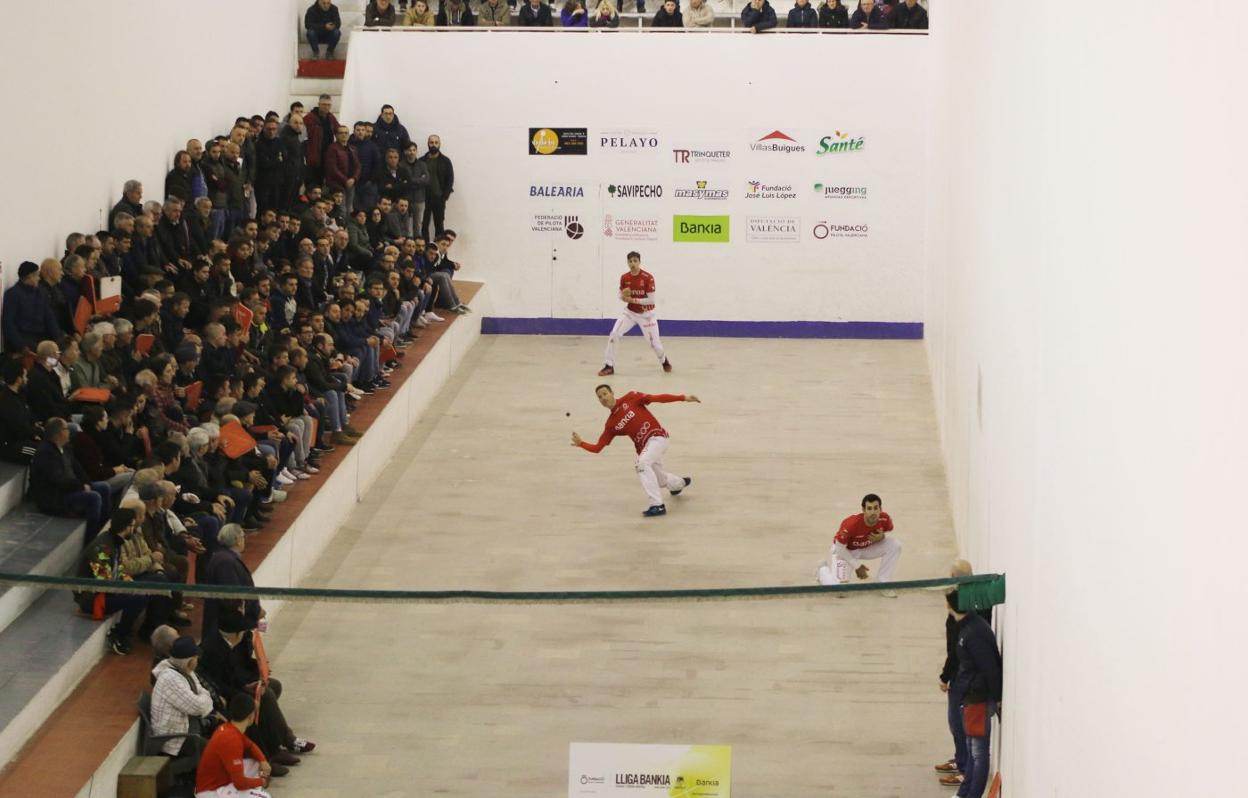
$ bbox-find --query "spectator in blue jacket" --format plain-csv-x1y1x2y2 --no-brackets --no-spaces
652,0,682,26
350,121,383,212
947,589,1002,798
741,0,777,32
850,0,888,29
787,0,817,27
305,0,343,59
561,0,589,25
3,261,63,353
373,105,410,156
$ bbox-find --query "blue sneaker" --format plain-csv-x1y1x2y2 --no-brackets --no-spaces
642,504,667,517
669,477,692,496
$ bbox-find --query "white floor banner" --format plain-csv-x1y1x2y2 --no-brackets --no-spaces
569,742,731,797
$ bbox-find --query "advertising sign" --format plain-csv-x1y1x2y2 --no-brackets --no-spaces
673,215,730,243
530,127,589,155
569,743,731,798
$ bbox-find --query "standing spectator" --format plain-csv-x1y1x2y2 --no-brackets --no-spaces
150,636,218,757
377,147,409,204
519,0,554,25
350,122,383,212
817,0,848,27
30,418,112,545
787,0,817,27
890,0,928,29
0,360,39,464
937,561,994,790
651,0,681,26
419,135,454,241
437,0,476,25
38,258,72,336
683,0,712,27
400,141,429,234
72,507,151,655
478,0,512,25
324,126,362,211
222,141,248,235
741,0,777,31
2,261,61,353
947,589,1002,798
109,180,144,232
193,693,273,795
304,95,340,188
850,0,888,29
156,198,194,272
590,0,620,27
201,141,230,240
404,0,435,24
365,0,398,26
280,113,306,212
373,105,411,155
202,524,262,637
164,151,196,206
561,0,588,25
254,118,286,216
305,0,342,59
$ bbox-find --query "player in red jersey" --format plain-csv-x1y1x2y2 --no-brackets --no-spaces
816,493,903,596
597,251,672,377
571,384,700,517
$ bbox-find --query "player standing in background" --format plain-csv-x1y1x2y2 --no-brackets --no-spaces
816,493,903,597
597,251,672,377
571,384,699,517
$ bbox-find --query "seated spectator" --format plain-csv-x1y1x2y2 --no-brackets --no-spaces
150,624,179,666
741,0,777,31
194,693,273,795
437,0,476,25
53,335,79,398
109,180,144,232
519,0,554,25
890,0,927,29
2,261,61,354
850,0,888,29
365,0,398,26
652,0,682,26
305,0,342,60
138,481,192,626
0,360,40,464
478,0,512,24
73,507,150,655
117,496,178,636
31,417,112,545
150,635,220,757
683,0,713,27
156,198,194,274
561,0,588,25
788,0,817,27
403,0,435,24
71,332,117,393
590,0,621,27
197,606,314,771
72,405,135,495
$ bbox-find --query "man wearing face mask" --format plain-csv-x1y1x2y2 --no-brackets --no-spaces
0,360,40,464
419,134,454,242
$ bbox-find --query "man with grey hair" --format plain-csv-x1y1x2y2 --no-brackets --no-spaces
150,635,217,756
202,524,264,637
110,179,143,232
70,333,114,392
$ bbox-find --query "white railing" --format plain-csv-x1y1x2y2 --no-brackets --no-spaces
349,21,929,32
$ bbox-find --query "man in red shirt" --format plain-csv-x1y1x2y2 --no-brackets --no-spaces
598,251,673,377
195,693,272,798
571,384,699,516
816,493,903,596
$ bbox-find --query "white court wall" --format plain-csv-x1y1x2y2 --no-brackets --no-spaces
341,30,929,323
926,2,1248,795
0,0,298,290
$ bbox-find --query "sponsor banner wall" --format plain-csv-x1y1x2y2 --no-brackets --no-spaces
342,32,927,322
569,743,731,798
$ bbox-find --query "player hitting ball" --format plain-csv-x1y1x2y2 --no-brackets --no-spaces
597,251,672,377
816,493,903,598
571,384,699,517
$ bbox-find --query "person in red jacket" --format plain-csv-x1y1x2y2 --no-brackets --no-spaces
816,492,903,596
571,384,699,517
195,693,272,798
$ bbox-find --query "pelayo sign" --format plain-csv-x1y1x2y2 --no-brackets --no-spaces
598,130,660,153
529,127,588,155
673,215,729,243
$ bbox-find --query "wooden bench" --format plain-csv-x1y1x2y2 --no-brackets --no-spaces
117,755,172,798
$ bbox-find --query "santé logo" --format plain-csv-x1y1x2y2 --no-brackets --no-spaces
816,131,865,155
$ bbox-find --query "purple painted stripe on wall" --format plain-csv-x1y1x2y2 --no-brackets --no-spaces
480,318,923,339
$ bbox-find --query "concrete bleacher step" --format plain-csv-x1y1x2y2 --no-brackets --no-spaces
0,464,25,521
0,506,84,636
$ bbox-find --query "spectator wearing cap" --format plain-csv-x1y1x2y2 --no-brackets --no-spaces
683,0,713,27
72,405,135,495
0,360,40,464
194,693,273,794
850,0,888,29
787,0,817,27
72,507,150,655
741,0,777,31
2,261,62,353
31,417,112,545
652,0,682,26
151,635,219,756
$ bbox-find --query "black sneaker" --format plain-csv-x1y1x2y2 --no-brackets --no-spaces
108,633,131,656
642,504,667,517
670,477,692,496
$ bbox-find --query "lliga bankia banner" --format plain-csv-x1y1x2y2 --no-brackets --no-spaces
569,743,731,797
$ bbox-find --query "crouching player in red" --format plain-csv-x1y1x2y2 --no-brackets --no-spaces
571,384,700,517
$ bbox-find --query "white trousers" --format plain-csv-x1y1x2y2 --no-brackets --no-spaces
195,760,270,798
817,537,903,584
605,309,665,367
636,435,685,507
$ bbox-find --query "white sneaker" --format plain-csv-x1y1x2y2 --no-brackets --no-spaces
880,589,899,599
302,464,319,474
262,489,288,504
292,470,311,480
425,312,445,322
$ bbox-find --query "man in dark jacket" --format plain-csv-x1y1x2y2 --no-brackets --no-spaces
741,0,777,31
349,121,382,212
30,418,112,544
0,360,39,464
164,152,196,206
201,524,262,637
304,95,340,187
2,261,62,352
519,0,553,25
936,562,994,788
850,0,888,29
436,0,475,25
305,0,343,59
399,141,429,233
652,0,682,26
109,180,144,232
254,118,286,215
787,0,817,27
419,134,454,241
947,589,1002,798
26,340,71,422
372,105,410,156
365,0,398,26
890,0,926,28
156,199,194,273
279,115,306,213
37,258,73,336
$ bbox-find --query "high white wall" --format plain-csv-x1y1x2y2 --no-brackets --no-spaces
926,3,1248,795
0,0,299,289
341,30,929,323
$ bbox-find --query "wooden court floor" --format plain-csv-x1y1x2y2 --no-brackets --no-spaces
264,335,961,797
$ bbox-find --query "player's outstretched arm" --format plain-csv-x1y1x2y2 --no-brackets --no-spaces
572,429,612,453
685,394,700,403
570,432,583,447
